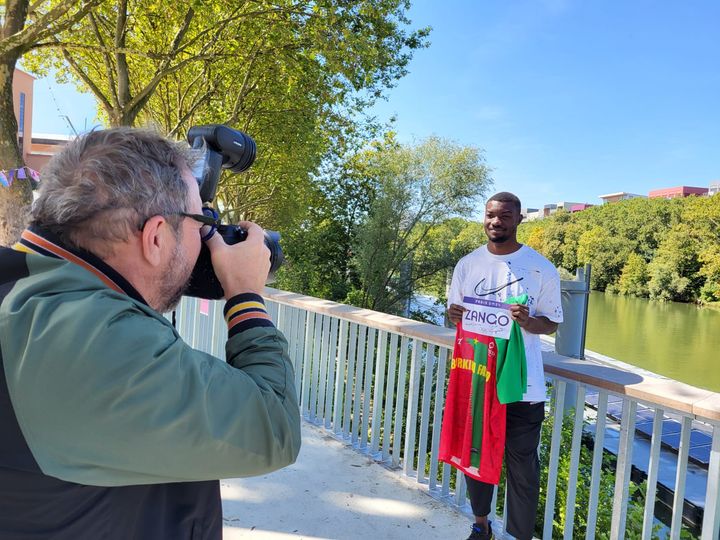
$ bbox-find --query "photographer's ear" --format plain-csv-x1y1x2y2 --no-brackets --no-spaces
140,215,171,267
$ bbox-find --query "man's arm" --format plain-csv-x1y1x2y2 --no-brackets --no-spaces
6,300,300,487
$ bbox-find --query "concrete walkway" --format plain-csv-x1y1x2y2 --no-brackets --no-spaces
221,422,472,540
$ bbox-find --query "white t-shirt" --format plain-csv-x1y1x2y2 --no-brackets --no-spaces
447,244,563,402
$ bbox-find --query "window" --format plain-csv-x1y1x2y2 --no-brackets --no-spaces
18,92,26,154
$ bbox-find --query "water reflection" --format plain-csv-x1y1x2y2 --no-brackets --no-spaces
585,292,720,392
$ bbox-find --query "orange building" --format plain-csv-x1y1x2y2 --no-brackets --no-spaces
648,186,709,199
12,69,34,165
11,68,71,172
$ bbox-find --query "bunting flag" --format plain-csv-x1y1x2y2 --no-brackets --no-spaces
0,166,40,188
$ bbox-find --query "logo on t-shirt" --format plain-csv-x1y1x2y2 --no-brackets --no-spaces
473,277,524,297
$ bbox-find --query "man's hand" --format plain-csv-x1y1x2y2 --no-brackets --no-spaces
447,303,466,326
204,221,271,298
509,303,558,335
508,304,530,328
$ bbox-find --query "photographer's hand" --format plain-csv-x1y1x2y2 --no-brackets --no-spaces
205,221,271,298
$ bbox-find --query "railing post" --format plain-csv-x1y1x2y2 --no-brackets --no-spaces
301,311,316,417
702,426,720,539
610,399,637,540
642,408,664,540
586,390,608,540
342,323,358,438
322,316,339,427
360,328,376,450
544,379,567,540
563,384,586,540
670,416,692,539
428,347,448,492
392,336,410,468
403,339,422,476
351,325,368,446
381,333,399,462
417,344,436,483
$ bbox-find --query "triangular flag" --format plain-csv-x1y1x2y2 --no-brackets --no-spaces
28,168,40,181
0,172,8,187
16,167,26,179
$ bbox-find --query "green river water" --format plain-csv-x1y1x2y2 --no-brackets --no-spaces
584,292,720,393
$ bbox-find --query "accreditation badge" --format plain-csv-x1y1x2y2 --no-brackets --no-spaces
461,296,512,340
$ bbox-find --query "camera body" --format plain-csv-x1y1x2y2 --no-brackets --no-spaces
183,124,284,300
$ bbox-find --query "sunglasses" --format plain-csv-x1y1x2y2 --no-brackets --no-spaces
178,210,220,241
140,209,220,241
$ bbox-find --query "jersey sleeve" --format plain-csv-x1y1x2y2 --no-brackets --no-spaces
534,264,564,323
447,258,466,307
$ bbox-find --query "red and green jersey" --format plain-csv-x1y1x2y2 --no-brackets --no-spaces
438,295,527,484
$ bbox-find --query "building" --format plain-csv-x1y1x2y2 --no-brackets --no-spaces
12,69,34,162
11,68,71,172
541,203,557,218
598,192,646,204
524,201,592,220
555,201,584,212
710,181,720,196
26,133,73,171
648,186,708,199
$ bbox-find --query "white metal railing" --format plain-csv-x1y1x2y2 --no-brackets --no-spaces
175,290,720,540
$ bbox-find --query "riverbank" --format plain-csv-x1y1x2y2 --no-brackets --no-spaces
585,291,720,392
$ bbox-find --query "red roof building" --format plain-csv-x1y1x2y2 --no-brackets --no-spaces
648,186,708,199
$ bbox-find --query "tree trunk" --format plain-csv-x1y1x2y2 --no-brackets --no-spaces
0,55,31,246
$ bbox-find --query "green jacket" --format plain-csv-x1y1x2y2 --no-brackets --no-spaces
0,227,301,538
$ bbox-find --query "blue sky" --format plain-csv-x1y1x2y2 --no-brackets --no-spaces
27,0,719,209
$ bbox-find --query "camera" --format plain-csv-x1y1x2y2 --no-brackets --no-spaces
183,124,284,300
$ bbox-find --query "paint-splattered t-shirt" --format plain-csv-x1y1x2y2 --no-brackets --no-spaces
448,244,563,402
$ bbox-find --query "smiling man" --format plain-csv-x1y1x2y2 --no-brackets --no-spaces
443,192,563,540
0,128,301,540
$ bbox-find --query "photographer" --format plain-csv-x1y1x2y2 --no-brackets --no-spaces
0,127,301,539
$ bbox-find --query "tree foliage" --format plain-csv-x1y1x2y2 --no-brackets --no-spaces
21,0,430,233
617,252,649,297
347,135,492,314
513,194,720,304
276,134,493,316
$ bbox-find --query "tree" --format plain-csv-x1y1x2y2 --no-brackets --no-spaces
23,0,430,231
684,194,720,303
274,144,376,301
538,210,570,268
576,226,632,291
523,225,545,254
348,135,492,314
647,223,702,302
617,252,649,297
0,0,102,245
25,0,305,128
